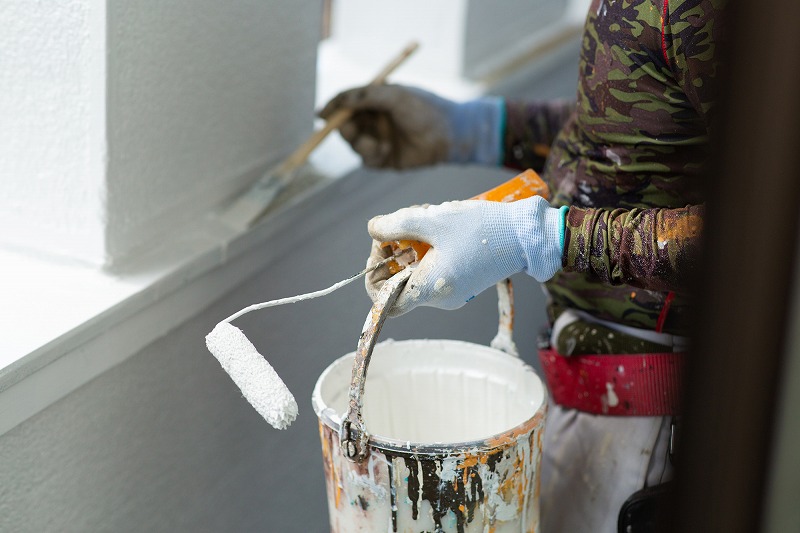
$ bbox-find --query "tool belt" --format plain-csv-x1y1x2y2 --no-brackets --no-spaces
538,348,684,416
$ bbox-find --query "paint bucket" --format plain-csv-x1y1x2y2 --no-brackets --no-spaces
312,279,548,532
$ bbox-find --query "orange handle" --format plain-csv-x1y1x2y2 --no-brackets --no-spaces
383,169,550,274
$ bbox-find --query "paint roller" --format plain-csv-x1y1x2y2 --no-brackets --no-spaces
205,169,550,430
205,250,414,429
206,322,298,430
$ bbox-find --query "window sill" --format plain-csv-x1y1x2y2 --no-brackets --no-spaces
0,173,342,436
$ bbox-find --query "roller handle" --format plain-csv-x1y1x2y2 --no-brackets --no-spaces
382,168,551,274
278,41,420,174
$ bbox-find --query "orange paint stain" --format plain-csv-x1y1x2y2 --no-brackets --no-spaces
659,214,703,242
318,424,343,509
459,455,480,469
532,143,551,158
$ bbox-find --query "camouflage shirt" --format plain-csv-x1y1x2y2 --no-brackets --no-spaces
503,0,726,336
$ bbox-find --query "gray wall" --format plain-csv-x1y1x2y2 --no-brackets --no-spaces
0,46,578,533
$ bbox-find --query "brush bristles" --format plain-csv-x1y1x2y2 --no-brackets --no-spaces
205,322,298,430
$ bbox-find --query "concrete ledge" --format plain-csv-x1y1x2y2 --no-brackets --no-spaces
0,172,387,436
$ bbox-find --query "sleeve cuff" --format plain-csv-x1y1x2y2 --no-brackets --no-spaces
558,205,569,254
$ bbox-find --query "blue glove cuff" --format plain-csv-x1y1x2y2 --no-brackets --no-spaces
406,88,505,166
558,205,569,255
448,97,505,166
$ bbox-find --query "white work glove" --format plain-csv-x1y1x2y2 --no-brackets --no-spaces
319,84,504,169
366,196,568,317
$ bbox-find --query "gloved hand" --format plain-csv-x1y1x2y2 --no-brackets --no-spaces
366,196,568,316
319,85,504,169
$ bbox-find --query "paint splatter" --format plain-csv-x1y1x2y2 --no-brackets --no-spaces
606,382,620,407
317,420,545,532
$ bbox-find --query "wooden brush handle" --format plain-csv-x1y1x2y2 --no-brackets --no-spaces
278,41,420,174
382,169,551,274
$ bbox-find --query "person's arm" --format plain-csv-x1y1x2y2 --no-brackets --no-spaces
363,196,706,315
502,99,576,172
318,85,504,169
320,87,578,172
563,205,704,292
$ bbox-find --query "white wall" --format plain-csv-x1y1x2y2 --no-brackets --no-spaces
330,0,569,86
331,0,468,81
0,0,107,264
0,0,322,266
105,0,321,262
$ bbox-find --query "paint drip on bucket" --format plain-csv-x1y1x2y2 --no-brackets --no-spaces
313,338,547,532
319,422,544,532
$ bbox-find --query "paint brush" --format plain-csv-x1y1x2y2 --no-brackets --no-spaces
205,248,414,429
217,41,419,231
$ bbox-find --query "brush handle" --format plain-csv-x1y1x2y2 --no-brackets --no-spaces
277,41,420,174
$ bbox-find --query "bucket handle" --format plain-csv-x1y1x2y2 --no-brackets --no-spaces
490,278,519,357
340,268,413,462
340,273,517,462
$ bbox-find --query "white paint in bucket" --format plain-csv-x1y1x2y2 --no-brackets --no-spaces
313,338,548,533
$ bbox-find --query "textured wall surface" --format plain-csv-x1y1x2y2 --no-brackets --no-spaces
106,0,322,262
0,0,321,265
0,0,106,263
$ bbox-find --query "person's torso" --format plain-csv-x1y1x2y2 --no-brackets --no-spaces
543,0,721,336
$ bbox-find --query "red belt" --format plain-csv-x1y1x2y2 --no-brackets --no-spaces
538,348,684,416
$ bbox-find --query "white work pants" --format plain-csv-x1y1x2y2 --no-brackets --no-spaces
539,405,673,533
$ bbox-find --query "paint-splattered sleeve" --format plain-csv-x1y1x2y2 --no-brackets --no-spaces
562,204,704,292
502,100,576,172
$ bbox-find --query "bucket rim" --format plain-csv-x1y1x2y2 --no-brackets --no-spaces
312,338,548,457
